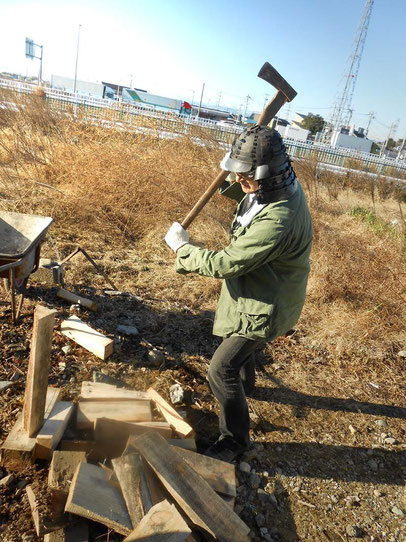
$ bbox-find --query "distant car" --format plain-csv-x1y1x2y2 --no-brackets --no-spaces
216,120,235,127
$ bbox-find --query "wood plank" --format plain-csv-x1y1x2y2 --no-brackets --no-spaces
76,400,152,430
80,381,149,401
57,288,98,312
48,451,87,492
61,316,113,360
65,462,132,535
123,499,191,542
44,521,89,541
35,402,75,460
147,387,194,438
26,485,66,537
1,388,61,466
94,418,172,443
173,447,236,497
23,305,57,436
131,432,250,542
112,453,145,528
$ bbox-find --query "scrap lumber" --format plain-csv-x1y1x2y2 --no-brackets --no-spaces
48,450,87,493
132,432,251,542
80,381,149,401
26,485,66,537
126,435,234,496
36,402,75,460
61,316,113,360
47,451,86,525
112,453,145,527
24,306,57,436
57,288,98,312
1,387,60,466
147,387,194,438
65,462,132,536
44,521,89,542
123,499,191,542
76,400,152,430
173,447,236,497
94,418,172,444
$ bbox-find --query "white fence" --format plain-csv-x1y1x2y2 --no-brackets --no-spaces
1,78,405,178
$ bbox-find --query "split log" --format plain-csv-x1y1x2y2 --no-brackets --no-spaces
35,402,75,460
147,387,194,438
61,316,113,360
57,288,97,312
80,381,149,401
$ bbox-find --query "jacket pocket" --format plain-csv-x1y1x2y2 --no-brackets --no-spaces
236,298,274,339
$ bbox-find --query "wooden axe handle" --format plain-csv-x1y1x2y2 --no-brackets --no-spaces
181,169,229,229
180,83,289,229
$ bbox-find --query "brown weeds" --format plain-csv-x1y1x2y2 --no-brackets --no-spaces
1,92,405,360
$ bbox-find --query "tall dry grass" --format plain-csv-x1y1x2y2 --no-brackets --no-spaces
1,91,406,360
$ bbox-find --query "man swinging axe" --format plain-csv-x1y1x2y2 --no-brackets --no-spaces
164,62,313,462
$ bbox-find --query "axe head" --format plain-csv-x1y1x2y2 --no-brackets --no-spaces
258,62,297,102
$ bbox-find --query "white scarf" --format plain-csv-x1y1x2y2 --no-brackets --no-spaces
235,194,266,228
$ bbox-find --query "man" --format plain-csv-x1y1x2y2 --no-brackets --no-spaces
165,125,313,462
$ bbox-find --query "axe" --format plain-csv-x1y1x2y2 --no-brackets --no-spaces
180,62,297,229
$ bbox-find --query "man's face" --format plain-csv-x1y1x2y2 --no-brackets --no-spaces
236,172,259,194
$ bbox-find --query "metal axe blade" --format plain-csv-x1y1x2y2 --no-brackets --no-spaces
257,62,297,126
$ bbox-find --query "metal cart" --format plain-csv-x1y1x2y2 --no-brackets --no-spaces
0,211,53,322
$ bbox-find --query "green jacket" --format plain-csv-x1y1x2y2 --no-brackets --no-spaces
175,181,313,341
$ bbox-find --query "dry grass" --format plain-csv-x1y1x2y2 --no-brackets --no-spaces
1,91,406,362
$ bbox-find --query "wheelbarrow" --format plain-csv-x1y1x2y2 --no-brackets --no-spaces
0,211,53,322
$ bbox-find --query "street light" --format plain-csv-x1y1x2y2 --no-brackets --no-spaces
73,24,82,94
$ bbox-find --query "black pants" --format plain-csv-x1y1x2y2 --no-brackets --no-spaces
207,336,261,448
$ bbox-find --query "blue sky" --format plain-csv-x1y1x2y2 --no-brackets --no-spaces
0,0,404,141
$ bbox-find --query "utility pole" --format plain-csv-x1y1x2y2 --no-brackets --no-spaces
365,111,374,137
380,119,398,158
73,24,82,94
216,91,222,108
263,93,270,109
243,94,251,124
397,132,406,160
196,82,205,120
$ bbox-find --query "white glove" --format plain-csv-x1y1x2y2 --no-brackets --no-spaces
164,222,190,252
220,151,231,170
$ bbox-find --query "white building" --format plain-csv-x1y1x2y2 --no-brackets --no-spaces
276,123,310,142
331,127,372,153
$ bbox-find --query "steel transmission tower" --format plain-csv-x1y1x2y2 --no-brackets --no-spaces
329,0,374,137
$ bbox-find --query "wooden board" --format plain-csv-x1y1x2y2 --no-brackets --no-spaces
26,485,66,536
59,440,121,461
65,462,132,535
36,402,75,460
173,447,236,497
147,388,194,438
80,381,149,401
112,453,145,528
76,400,152,429
23,306,57,436
1,387,61,466
123,499,191,542
61,316,113,360
44,521,89,542
57,288,98,312
48,451,87,492
131,432,250,542
94,418,172,443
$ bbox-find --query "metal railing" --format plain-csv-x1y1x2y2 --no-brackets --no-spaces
1,77,405,178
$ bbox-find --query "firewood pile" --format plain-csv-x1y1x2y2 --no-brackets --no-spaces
1,305,250,541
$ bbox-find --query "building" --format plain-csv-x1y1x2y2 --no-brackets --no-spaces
330,125,372,153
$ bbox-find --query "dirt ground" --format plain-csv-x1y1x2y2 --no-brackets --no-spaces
1,269,406,542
